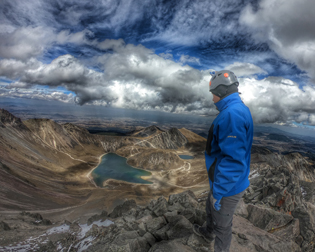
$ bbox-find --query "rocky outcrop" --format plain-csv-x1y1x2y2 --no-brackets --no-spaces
125,149,185,171
0,221,10,231
0,109,29,131
300,180,315,204
244,151,315,251
27,190,305,252
136,128,187,149
131,126,164,137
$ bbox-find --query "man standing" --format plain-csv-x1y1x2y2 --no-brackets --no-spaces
193,70,253,252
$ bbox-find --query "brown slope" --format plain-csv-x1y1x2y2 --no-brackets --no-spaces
0,109,210,210
179,128,206,153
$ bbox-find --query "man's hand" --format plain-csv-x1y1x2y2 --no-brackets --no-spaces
212,196,221,211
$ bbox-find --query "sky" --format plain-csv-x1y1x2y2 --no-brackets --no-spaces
1,0,315,128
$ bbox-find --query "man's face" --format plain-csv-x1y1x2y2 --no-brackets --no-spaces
212,93,221,103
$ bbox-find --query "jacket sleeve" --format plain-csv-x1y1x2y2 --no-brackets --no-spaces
212,110,247,201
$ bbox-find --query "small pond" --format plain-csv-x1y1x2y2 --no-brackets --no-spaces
179,155,194,160
91,153,152,187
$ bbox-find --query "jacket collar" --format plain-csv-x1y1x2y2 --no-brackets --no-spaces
214,92,242,112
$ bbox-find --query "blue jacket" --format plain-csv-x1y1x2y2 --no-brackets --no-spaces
205,93,253,201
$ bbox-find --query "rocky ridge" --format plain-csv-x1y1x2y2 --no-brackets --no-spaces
1,189,310,252
0,109,196,210
16,151,313,252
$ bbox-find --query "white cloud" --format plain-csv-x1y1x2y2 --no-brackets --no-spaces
309,114,315,126
225,62,267,77
0,26,93,61
0,85,75,103
239,76,315,124
179,55,200,65
1,38,315,126
240,0,315,81
145,0,245,46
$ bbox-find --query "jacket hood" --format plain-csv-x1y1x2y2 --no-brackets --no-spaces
214,92,242,112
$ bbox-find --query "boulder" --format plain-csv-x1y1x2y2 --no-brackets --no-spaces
42,219,52,225
179,208,195,224
167,202,185,212
149,240,196,252
292,203,315,242
109,200,137,218
300,180,315,204
247,204,293,231
0,221,10,231
194,209,207,226
234,198,248,218
146,216,167,233
166,215,192,240
168,190,199,209
153,223,170,241
111,229,140,245
272,218,300,241
143,232,156,246
231,215,301,252
187,233,214,252
151,197,168,217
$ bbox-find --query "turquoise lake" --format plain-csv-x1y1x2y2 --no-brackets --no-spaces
91,153,152,187
179,155,194,160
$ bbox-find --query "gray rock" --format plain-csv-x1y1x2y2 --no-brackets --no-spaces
164,213,183,224
153,223,170,241
167,202,185,212
247,204,293,231
232,215,301,252
136,215,153,224
0,221,10,231
292,203,315,242
300,180,315,204
110,200,137,218
163,210,178,220
301,240,315,252
194,209,206,226
147,199,157,211
152,197,168,217
187,233,214,252
123,215,136,223
137,209,153,220
166,215,192,240
179,208,195,224
137,222,146,236
143,232,156,246
149,240,196,252
272,218,300,242
146,216,167,233
168,190,199,209
42,219,52,225
132,236,151,252
234,198,248,218
112,229,140,246
87,210,108,225
102,243,132,252
295,235,303,246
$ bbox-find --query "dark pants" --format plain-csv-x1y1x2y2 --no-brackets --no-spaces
206,190,245,252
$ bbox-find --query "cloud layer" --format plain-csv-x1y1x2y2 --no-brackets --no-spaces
240,0,315,81
1,38,315,126
0,0,315,127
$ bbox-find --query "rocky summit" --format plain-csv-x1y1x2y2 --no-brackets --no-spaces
0,188,309,252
